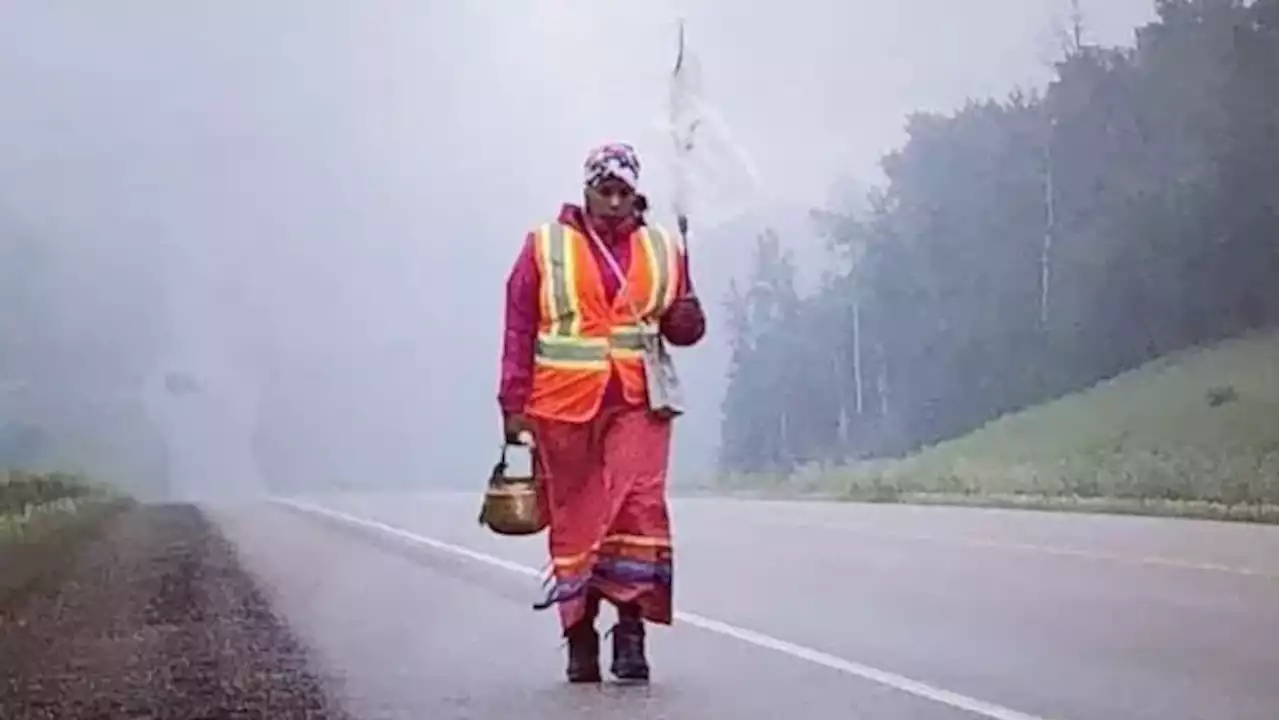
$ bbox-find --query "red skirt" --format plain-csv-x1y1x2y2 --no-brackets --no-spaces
530,405,674,632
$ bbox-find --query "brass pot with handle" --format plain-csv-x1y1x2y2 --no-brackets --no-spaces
477,434,547,536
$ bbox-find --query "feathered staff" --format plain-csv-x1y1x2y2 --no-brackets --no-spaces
665,19,762,245
668,18,701,241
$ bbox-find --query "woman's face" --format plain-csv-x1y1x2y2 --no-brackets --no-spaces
585,177,637,220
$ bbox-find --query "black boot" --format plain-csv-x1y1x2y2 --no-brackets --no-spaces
564,591,602,683
610,606,650,683
565,620,602,683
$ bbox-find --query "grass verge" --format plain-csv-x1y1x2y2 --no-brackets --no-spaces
0,470,134,605
714,331,1279,524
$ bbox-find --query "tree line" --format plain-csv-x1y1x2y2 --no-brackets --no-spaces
718,0,1278,474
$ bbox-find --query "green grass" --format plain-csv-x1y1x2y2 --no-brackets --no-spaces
0,469,132,603
720,330,1279,522
0,469,130,544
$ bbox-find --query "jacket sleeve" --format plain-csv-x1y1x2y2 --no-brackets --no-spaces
659,242,706,347
498,233,540,415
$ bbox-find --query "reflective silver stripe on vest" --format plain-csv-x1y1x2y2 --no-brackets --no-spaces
536,336,609,363
609,326,649,351
642,227,672,318
542,223,577,337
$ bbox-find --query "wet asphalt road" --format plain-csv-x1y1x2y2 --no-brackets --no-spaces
211,493,1277,720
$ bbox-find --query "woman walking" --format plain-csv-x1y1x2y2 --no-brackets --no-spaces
497,142,706,683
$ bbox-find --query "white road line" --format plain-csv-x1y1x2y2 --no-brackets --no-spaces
271,497,1053,720
782,520,1275,577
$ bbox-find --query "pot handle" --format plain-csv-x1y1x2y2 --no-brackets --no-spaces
489,431,539,487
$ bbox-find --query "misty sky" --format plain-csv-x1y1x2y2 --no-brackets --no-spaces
0,1,1156,491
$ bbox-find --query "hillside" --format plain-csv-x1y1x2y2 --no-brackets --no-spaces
724,331,1279,522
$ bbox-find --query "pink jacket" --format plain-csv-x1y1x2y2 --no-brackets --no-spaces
498,203,707,416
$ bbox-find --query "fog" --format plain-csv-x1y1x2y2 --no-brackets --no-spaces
0,1,1155,499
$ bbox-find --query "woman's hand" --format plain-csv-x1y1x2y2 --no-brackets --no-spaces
503,412,532,445
659,296,706,347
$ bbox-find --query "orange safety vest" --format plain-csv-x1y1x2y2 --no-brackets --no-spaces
525,221,684,422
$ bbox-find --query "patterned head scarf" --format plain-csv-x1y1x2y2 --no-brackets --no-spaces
583,142,641,190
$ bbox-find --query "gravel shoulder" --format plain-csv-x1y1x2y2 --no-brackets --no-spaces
0,503,353,720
